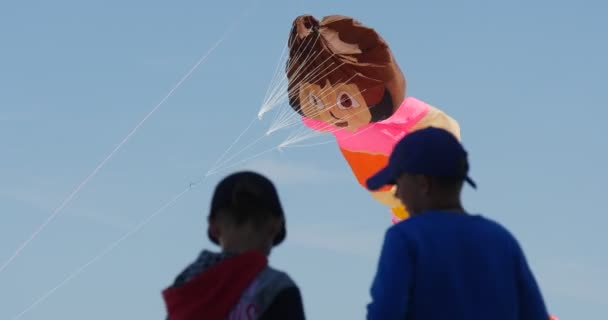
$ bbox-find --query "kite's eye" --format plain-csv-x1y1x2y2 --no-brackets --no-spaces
336,92,360,109
308,93,325,110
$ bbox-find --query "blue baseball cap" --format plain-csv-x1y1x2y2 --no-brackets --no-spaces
366,127,477,190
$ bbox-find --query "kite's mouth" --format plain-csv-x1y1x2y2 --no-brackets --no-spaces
334,121,348,127
330,111,348,127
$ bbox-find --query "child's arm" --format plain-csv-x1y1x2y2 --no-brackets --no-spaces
513,240,550,319
367,227,412,320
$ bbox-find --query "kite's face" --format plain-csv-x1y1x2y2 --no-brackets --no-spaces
286,14,406,131
298,80,372,132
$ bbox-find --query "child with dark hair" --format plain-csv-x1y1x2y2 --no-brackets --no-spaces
162,171,305,320
365,127,551,320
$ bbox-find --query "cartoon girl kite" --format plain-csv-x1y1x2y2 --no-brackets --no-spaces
283,14,560,320
285,15,461,223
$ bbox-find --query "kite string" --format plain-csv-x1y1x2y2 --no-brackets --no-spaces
11,13,364,315
266,60,348,134
260,32,321,116
206,145,280,177
9,131,281,320
210,116,258,169
0,28,234,276
10,184,195,320
7,1,280,317
269,79,368,148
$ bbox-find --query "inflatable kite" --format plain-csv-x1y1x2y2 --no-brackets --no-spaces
283,14,559,320
285,15,461,223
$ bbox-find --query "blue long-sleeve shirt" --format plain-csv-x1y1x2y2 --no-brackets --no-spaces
367,211,549,320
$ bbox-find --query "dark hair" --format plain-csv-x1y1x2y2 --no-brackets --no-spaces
207,171,286,246
216,178,278,226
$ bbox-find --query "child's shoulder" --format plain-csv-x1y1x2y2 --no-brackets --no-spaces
468,215,525,252
243,265,301,311
258,266,298,290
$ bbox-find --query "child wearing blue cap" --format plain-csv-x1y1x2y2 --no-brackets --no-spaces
365,127,550,320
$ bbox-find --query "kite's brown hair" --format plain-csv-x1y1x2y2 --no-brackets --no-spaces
286,15,406,122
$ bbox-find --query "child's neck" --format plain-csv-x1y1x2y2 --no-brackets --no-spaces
221,237,271,256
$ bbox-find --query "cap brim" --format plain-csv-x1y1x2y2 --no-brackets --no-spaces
366,166,396,191
465,176,477,189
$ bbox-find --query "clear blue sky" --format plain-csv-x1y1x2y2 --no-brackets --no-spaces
1,0,606,319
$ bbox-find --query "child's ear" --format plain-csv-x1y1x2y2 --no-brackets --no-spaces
272,218,284,236
419,175,432,196
208,220,221,242
264,218,281,237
